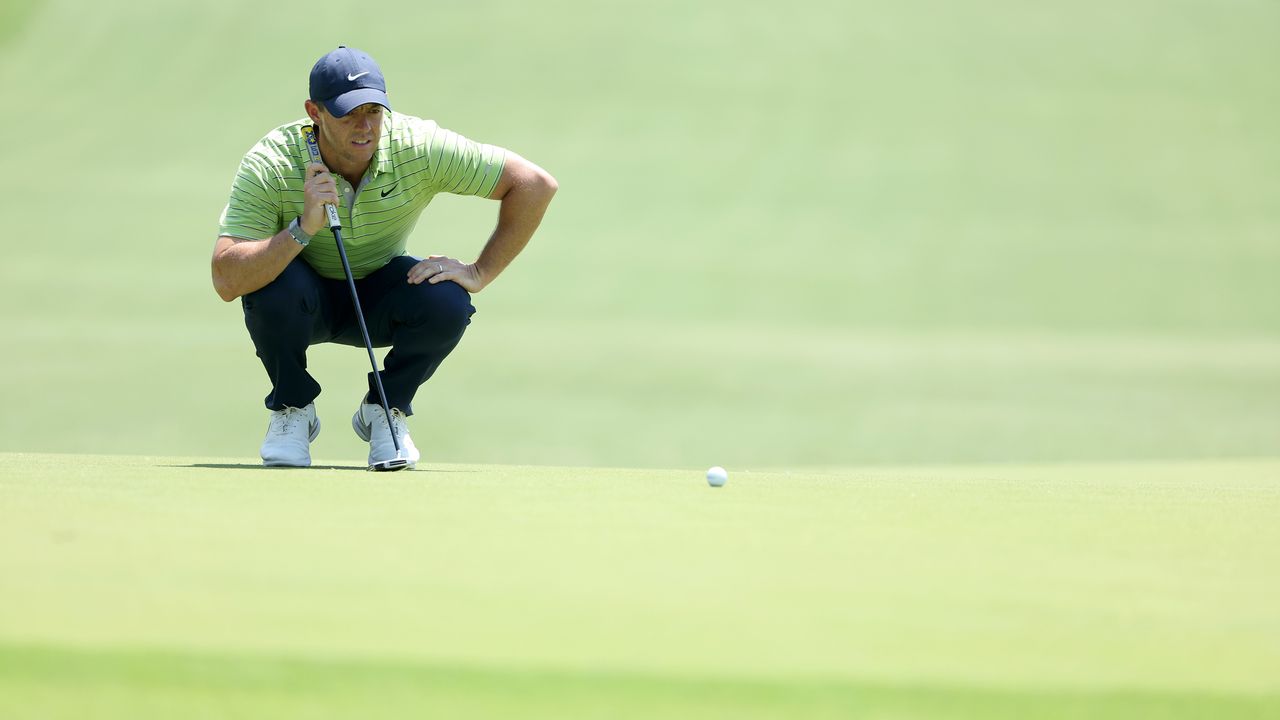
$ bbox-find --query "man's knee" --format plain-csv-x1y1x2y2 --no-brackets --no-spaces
396,282,475,340
242,261,322,333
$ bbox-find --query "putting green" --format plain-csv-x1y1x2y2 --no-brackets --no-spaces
2,454,1276,718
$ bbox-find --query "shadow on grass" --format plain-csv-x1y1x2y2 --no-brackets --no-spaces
3,642,1276,720
165,464,478,474
179,463,366,472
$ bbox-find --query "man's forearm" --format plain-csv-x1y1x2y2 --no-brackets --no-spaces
211,229,304,302
474,176,557,288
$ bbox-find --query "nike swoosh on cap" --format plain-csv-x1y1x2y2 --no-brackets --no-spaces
347,71,371,81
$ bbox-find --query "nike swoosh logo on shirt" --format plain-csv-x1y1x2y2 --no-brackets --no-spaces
347,71,370,81
381,184,397,198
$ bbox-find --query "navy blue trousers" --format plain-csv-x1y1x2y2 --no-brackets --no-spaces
241,256,474,416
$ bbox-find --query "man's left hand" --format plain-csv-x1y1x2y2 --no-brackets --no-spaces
407,255,486,292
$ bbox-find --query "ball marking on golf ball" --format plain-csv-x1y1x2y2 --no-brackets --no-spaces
706,466,728,487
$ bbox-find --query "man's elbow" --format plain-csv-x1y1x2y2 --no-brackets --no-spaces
535,168,558,202
213,276,240,303
215,283,240,303
211,259,240,302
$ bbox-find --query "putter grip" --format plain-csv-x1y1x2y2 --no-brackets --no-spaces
300,125,342,231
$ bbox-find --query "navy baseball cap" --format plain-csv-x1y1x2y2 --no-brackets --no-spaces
309,46,390,117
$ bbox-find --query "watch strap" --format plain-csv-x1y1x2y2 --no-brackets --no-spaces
287,216,312,247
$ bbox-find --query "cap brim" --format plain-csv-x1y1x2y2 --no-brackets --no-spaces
322,88,390,118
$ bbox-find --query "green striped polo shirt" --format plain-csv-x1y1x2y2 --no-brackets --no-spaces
218,111,506,279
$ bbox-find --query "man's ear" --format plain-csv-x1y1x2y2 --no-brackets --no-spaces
304,100,323,124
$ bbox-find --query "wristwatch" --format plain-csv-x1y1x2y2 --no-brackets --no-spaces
286,216,313,247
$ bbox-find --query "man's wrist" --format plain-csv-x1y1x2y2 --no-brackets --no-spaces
287,216,314,247
299,216,324,236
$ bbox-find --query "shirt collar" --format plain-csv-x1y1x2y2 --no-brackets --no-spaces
371,111,394,177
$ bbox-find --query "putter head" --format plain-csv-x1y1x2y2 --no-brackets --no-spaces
368,457,411,472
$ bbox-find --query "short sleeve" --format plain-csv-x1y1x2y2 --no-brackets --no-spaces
218,152,284,240
410,119,506,198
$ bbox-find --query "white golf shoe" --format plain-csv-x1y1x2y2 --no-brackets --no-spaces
260,404,321,467
352,403,420,468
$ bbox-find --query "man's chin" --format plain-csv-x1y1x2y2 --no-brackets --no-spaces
343,144,377,167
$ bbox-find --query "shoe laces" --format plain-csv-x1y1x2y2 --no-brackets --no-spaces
371,406,407,438
270,406,308,435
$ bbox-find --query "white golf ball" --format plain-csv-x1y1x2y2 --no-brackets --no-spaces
706,466,728,487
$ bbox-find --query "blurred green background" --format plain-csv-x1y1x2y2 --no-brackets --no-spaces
0,0,1277,468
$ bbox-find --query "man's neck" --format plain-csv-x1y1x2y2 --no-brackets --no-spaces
317,137,370,186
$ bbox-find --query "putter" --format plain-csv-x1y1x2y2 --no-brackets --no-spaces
302,125,410,472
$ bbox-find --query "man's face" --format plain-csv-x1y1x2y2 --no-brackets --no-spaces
314,102,384,169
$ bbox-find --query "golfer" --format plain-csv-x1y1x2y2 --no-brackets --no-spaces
212,46,557,468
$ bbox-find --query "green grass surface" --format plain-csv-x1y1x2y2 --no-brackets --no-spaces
2,454,1278,718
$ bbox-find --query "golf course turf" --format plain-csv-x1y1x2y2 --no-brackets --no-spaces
2,454,1277,717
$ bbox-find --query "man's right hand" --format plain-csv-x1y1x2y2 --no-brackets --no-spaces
301,162,340,235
